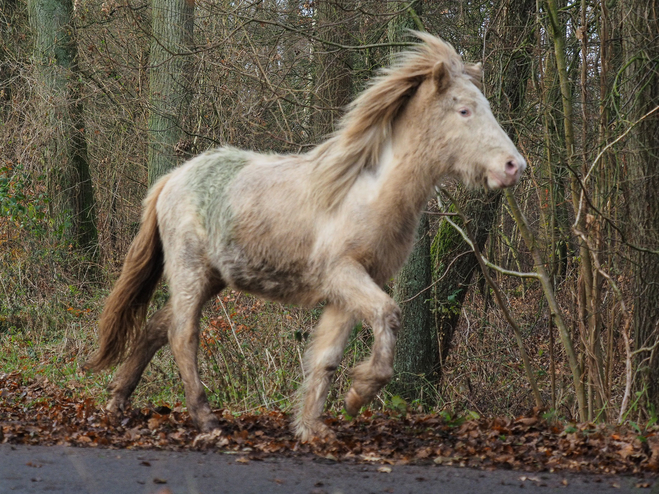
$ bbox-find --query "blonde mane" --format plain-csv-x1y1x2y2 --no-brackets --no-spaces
309,32,476,209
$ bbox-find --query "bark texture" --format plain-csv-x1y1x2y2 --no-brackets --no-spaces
624,0,659,409
28,0,97,252
391,213,437,400
147,0,195,185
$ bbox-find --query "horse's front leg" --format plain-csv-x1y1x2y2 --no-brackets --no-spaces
294,304,355,441
330,260,401,417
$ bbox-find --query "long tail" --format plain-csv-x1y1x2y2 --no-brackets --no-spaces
84,175,170,372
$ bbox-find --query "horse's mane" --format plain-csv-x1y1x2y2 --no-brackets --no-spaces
308,32,480,209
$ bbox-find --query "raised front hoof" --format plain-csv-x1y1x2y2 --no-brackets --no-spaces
344,388,366,417
294,420,336,443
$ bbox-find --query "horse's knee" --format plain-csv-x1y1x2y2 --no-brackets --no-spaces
383,302,401,336
307,344,343,373
353,360,392,387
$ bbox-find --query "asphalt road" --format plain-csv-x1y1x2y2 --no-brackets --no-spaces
0,443,656,494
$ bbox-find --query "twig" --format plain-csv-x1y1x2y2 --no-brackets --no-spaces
568,105,659,256
217,296,247,361
443,216,540,279
400,250,471,303
440,188,544,409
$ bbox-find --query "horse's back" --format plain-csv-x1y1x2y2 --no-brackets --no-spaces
156,147,326,305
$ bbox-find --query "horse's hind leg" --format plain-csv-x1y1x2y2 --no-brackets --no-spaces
294,304,355,441
329,260,401,417
106,302,172,414
167,267,224,432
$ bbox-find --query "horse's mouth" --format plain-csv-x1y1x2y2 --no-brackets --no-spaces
486,174,505,190
487,171,521,190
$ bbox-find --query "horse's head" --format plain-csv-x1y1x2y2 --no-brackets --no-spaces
399,41,526,190
311,33,526,209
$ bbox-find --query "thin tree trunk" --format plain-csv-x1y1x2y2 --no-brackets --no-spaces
624,0,659,412
147,0,195,185
28,0,97,253
545,0,592,421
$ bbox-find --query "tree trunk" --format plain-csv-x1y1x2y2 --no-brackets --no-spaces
28,0,97,253
624,0,659,410
147,0,195,185
391,213,437,401
432,0,535,383
312,0,353,141
433,191,502,376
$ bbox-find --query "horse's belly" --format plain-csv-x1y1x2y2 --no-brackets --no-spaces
217,248,322,306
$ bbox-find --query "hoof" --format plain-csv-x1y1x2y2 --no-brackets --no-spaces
106,396,127,416
294,420,336,443
344,388,365,417
198,414,221,432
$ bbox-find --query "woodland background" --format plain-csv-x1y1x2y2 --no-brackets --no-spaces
0,0,658,429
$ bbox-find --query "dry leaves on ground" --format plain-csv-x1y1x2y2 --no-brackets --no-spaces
0,372,657,476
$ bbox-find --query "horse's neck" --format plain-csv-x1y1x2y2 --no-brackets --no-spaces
349,130,434,278
375,129,435,223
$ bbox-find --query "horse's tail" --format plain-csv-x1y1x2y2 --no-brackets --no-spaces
84,175,170,372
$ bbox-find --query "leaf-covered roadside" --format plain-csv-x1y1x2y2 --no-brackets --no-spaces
1,372,658,477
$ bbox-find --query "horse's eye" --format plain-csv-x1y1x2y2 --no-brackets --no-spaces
459,108,471,117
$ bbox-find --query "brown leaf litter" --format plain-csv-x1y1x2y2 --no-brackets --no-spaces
1,371,657,477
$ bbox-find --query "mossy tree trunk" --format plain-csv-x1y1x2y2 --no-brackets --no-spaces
28,0,97,254
391,213,437,400
433,191,502,378
147,0,195,185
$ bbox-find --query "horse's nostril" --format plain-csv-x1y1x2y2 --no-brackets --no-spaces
505,160,518,176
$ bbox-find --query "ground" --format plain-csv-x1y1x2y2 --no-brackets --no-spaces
1,371,658,492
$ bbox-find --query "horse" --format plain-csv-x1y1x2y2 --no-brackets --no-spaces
85,32,526,441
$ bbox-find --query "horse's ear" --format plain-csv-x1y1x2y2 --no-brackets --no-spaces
465,62,483,89
432,61,451,93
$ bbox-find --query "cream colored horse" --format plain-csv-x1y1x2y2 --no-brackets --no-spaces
85,32,526,441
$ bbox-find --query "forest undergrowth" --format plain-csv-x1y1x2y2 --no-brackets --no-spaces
0,212,632,431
